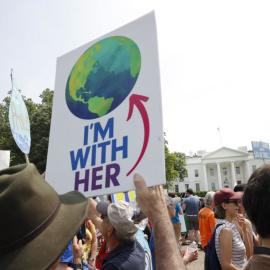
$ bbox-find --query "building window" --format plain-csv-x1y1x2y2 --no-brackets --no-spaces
237,181,241,184
196,183,200,191
236,167,240,174
185,184,189,190
195,169,199,177
252,165,256,172
175,185,179,192
210,168,214,176
211,182,216,190
223,168,227,175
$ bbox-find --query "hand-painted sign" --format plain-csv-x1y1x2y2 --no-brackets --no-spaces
8,70,31,154
251,141,270,159
46,11,165,196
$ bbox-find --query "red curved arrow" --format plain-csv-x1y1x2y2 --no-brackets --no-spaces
126,94,150,176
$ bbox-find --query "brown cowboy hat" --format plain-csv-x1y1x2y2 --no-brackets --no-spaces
0,164,89,270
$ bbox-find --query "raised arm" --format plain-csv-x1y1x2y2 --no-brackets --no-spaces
237,214,252,259
134,173,186,270
86,198,102,231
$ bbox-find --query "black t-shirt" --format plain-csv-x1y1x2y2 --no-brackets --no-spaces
101,240,145,270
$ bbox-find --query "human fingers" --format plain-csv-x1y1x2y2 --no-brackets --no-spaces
72,235,83,263
134,173,149,196
73,235,78,245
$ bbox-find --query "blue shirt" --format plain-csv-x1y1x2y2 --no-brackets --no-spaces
171,204,182,224
183,195,200,215
101,240,145,270
150,233,183,270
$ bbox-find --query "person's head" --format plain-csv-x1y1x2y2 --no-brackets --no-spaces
233,184,247,215
233,184,247,193
164,195,181,218
243,164,270,238
204,191,215,208
96,201,138,245
106,194,112,203
186,188,193,197
168,192,176,198
214,188,241,219
0,164,89,270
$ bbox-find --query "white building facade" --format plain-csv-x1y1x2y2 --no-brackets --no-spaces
175,147,270,192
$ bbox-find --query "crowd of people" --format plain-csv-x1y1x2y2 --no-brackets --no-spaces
0,162,270,269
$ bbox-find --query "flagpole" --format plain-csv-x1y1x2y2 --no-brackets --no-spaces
10,69,13,87
217,127,222,147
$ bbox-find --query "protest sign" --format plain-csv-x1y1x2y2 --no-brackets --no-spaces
0,150,10,170
111,190,136,203
8,70,31,155
46,11,165,196
251,141,270,159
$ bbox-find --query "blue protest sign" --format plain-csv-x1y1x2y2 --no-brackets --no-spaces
251,141,270,159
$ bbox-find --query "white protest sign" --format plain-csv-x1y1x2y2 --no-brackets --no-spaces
8,70,31,154
180,214,187,233
46,11,165,196
0,150,10,170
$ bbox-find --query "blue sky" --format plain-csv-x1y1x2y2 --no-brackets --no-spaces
1,0,270,155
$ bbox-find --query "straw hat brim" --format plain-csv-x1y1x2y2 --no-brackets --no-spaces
0,191,89,270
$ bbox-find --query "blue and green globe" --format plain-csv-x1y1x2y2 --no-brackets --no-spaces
66,36,141,119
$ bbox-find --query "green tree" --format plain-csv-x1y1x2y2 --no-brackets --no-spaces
29,89,53,172
0,89,53,173
173,152,188,181
164,134,179,189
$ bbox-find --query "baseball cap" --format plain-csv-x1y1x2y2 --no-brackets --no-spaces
164,195,181,206
214,188,242,206
96,201,138,236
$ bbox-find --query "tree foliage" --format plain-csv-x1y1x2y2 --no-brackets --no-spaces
173,151,188,181
164,133,187,189
0,89,53,173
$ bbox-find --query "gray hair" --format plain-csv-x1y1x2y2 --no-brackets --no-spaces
107,217,135,245
205,191,215,206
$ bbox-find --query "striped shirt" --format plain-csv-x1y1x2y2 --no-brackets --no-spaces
215,219,247,269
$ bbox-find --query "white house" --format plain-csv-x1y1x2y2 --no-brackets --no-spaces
174,146,270,192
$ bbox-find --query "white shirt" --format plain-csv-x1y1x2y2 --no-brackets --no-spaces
215,219,247,269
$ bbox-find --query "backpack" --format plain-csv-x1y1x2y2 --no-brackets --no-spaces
204,223,224,270
95,240,109,269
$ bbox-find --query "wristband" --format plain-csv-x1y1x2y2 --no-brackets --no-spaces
73,263,82,270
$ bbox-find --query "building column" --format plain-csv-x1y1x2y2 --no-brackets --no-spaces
202,163,208,191
216,162,222,189
245,160,251,182
231,161,236,188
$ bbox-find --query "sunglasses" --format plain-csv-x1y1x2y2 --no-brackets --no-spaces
224,199,241,205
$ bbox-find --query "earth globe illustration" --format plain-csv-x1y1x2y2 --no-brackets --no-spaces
66,36,141,119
